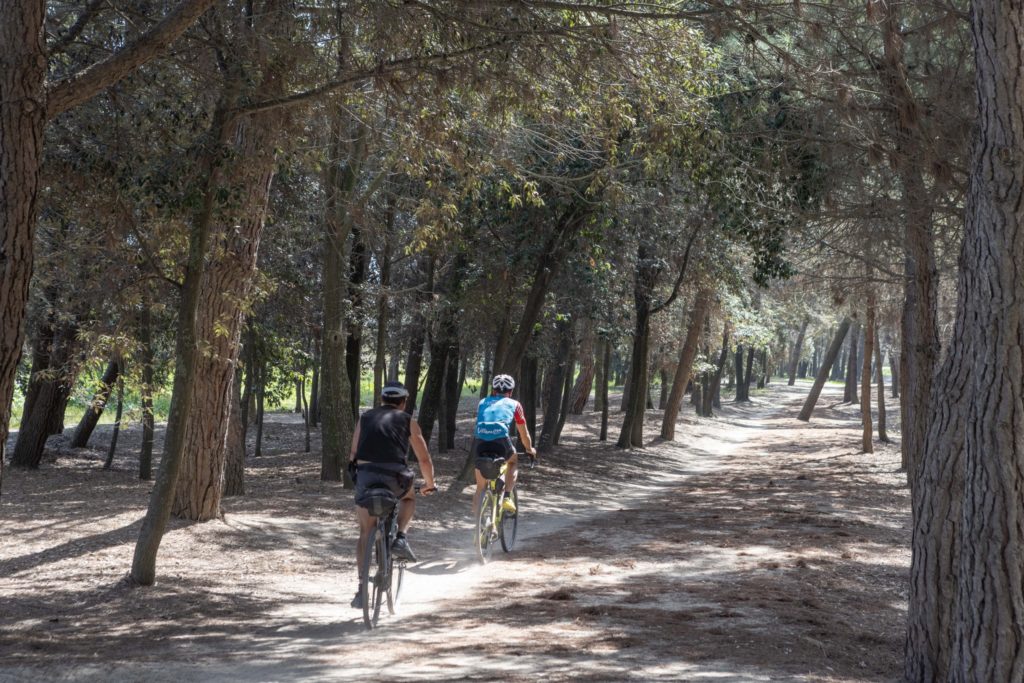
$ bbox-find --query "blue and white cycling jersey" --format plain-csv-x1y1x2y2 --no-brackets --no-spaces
474,395,526,441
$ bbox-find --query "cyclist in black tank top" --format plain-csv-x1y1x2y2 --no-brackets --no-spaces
347,381,436,609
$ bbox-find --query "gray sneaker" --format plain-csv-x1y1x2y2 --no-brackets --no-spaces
391,534,418,562
351,590,363,609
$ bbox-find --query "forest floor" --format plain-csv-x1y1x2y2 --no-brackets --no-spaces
0,382,909,682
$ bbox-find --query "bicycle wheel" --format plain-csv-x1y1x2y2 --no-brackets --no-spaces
500,488,519,552
361,526,386,629
475,491,498,563
386,517,404,615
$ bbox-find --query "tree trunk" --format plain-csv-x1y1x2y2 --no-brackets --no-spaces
599,339,611,441
0,0,47,495
320,116,363,483
520,353,539,439
889,345,900,400
139,308,155,481
733,347,746,401
658,368,669,410
905,7,1024,679
553,350,576,445
171,86,282,521
103,378,125,470
844,324,860,404
0,1,216,498
11,321,77,468
569,326,595,414
372,233,391,407
861,299,875,454
538,320,571,453
798,318,852,422
661,287,712,440
309,332,321,426
346,226,369,419
756,349,767,389
71,358,121,448
403,256,433,414
223,365,245,497
712,324,730,410
494,204,592,376
443,349,464,451
744,347,755,397
254,362,265,458
594,338,607,414
874,327,888,444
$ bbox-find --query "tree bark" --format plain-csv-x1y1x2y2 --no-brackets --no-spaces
172,69,283,521
223,364,245,497
320,114,364,483
861,298,874,454
139,307,155,481
553,349,576,446
538,320,571,453
77,359,121,448
844,324,860,404
102,378,124,470
798,318,852,422
660,287,712,440
907,6,1024,679
599,339,611,441
874,327,888,444
568,331,595,414
711,324,730,410
403,257,433,414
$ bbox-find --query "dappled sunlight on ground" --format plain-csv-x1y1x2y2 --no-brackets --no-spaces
0,382,907,681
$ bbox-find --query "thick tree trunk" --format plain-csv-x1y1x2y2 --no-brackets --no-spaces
661,287,712,440
520,353,539,439
889,344,900,400
906,7,1024,680
861,299,874,454
103,378,125,469
798,318,852,422
658,368,669,410
443,349,463,451
372,235,391,406
553,350,576,446
172,95,281,521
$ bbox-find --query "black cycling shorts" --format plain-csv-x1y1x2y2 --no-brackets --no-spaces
474,436,514,460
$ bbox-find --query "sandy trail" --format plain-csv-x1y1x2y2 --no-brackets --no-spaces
0,383,908,682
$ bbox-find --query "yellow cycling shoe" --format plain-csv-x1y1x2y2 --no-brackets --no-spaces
501,495,517,514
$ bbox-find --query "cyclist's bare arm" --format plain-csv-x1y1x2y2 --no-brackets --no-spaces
516,421,537,458
409,419,437,493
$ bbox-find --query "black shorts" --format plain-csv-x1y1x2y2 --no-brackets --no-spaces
474,437,514,459
354,462,414,501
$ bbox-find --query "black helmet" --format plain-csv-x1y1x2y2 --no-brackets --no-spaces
382,381,409,399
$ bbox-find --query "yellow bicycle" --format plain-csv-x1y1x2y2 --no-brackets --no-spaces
474,453,533,562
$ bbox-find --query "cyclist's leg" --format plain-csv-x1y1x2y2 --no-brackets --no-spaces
396,486,416,534
355,505,376,576
502,438,519,493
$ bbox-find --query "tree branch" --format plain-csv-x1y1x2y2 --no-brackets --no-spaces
49,0,109,55
650,222,701,315
46,0,216,119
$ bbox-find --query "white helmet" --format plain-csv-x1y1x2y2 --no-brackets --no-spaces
491,374,515,393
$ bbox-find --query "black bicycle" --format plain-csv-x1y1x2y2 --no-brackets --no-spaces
358,484,428,629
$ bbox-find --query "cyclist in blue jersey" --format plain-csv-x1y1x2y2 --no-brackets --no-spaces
472,374,537,515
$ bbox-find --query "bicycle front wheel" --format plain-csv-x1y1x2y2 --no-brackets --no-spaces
361,527,386,629
475,492,498,563
500,488,519,552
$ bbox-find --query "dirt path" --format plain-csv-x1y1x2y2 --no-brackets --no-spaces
0,384,908,682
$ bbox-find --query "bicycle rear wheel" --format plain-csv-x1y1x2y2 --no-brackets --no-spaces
361,526,386,629
387,557,404,614
500,488,518,552
475,492,498,563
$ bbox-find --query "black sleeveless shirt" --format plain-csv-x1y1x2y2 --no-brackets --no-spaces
354,406,411,466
